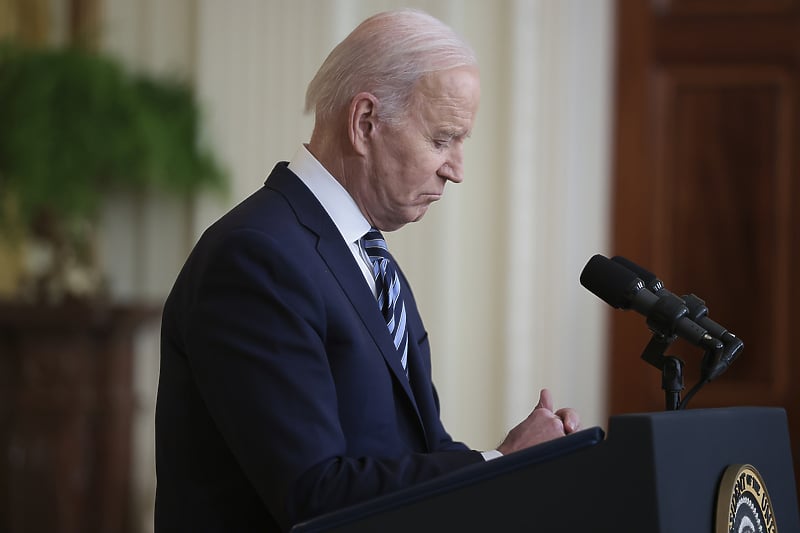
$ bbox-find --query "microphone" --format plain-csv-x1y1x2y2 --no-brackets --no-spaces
610,256,732,342
608,255,744,380
580,254,720,350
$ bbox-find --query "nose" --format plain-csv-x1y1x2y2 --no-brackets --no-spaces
438,146,464,183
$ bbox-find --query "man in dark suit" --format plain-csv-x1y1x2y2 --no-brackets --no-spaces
155,8,580,532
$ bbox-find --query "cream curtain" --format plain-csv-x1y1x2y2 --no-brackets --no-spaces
192,0,614,447
101,1,614,530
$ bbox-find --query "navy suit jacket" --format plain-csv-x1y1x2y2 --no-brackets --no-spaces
155,163,483,532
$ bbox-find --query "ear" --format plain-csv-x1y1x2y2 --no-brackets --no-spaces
348,92,379,156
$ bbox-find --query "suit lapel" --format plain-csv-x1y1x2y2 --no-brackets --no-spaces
265,165,425,432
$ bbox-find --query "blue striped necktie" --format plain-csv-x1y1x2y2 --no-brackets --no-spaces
361,228,409,376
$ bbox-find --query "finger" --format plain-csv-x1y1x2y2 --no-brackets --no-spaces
535,388,554,412
556,407,581,434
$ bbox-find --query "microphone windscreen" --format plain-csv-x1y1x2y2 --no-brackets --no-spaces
580,254,642,309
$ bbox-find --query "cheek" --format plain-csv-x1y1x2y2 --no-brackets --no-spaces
406,144,443,172
380,138,445,192
420,154,446,179
402,158,438,185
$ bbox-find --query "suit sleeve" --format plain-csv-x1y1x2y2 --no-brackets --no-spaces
179,228,483,529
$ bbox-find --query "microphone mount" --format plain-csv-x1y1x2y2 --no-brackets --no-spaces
640,329,724,411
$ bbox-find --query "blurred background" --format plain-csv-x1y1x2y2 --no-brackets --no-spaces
0,1,797,532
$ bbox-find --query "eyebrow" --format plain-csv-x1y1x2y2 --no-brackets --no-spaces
439,127,470,139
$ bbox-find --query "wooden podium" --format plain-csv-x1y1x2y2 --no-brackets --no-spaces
293,407,800,532
0,301,158,533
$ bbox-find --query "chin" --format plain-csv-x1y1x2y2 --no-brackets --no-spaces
411,208,430,223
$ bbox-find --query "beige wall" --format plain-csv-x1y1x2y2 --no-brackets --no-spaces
98,1,614,530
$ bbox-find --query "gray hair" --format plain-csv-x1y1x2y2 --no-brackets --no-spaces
305,9,477,126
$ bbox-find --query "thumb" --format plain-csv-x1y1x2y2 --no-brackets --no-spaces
535,388,555,412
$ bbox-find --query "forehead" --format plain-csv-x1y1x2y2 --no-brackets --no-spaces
411,66,481,132
418,65,480,96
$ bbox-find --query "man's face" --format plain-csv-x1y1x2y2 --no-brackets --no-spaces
362,66,480,231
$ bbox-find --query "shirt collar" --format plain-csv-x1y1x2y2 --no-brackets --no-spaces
287,145,371,244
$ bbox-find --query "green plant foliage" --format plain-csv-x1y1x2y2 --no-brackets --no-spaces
0,43,227,230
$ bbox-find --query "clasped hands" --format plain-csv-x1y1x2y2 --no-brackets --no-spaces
497,388,581,456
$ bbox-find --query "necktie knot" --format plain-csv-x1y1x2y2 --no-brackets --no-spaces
361,228,390,262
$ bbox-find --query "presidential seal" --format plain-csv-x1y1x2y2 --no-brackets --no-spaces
716,464,778,533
